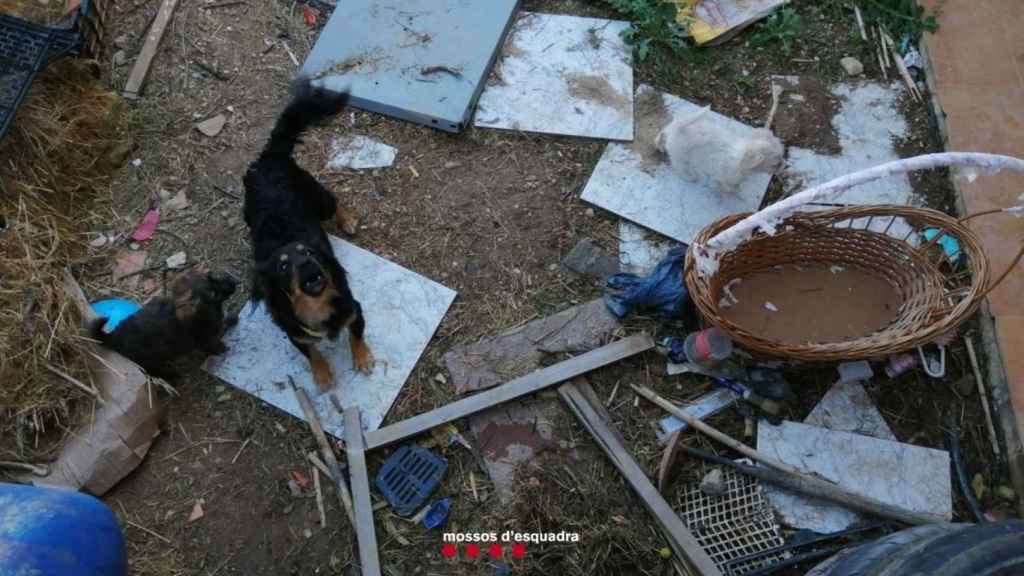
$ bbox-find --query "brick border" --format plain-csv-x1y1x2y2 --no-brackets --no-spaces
920,36,1024,516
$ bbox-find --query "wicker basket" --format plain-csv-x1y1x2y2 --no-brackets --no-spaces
684,204,1013,361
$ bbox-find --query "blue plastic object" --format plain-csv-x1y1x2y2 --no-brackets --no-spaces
604,246,692,319
0,483,127,576
923,228,962,263
422,497,451,529
91,298,142,333
375,445,447,517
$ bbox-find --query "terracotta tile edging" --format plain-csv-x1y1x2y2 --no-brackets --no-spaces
920,33,1024,517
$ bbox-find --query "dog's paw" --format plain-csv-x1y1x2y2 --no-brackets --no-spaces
351,338,374,375
335,206,359,236
313,360,334,391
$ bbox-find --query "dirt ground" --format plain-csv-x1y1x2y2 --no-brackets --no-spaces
73,0,1013,575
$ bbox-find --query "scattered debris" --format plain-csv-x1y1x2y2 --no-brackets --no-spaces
165,251,187,269
700,468,728,496
582,85,774,244
475,13,634,140
302,4,317,26
195,114,227,137
300,0,518,132
605,246,690,319
443,298,620,393
130,208,160,242
561,238,619,280
326,135,397,170
422,498,451,529
113,50,127,67
292,382,355,524
161,189,190,212
840,56,864,76
469,398,560,503
679,458,789,573
675,0,790,45
113,250,149,289
291,470,310,489
836,360,873,384
205,236,456,435
657,388,737,442
188,500,205,522
618,221,676,275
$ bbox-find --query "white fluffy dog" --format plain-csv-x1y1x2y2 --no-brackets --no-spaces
657,107,785,194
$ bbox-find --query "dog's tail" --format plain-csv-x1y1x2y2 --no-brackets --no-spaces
261,78,349,160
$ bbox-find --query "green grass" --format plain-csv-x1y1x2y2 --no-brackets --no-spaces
602,0,688,62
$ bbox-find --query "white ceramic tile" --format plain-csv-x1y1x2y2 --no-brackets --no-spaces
581,85,772,244
474,13,633,140
205,236,456,437
758,421,951,533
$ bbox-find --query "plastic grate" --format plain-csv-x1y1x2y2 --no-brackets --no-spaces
0,1,89,140
678,459,790,575
375,445,447,517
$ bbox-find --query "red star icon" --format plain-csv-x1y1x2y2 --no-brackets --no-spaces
489,543,503,559
466,543,480,558
511,543,526,558
441,544,457,558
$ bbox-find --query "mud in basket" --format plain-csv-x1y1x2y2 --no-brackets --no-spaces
684,154,1024,362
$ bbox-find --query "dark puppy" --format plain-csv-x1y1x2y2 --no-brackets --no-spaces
92,270,238,379
243,79,372,391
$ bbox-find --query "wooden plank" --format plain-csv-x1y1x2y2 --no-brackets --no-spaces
344,408,382,576
122,0,180,99
292,381,355,524
559,382,723,576
364,333,654,450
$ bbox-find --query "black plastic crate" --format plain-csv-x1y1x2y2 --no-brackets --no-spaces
0,0,100,140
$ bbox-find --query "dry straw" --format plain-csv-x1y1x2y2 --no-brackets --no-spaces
0,50,126,459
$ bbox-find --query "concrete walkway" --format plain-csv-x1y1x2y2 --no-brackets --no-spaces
921,0,1024,502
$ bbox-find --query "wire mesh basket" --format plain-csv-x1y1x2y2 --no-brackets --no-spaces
685,203,1017,361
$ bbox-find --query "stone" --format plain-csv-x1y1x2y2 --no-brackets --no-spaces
166,251,187,269
561,238,619,280
113,34,130,50
840,56,864,76
113,50,127,67
196,114,227,137
700,468,727,496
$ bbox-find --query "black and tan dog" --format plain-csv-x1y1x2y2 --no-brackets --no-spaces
92,269,238,379
243,79,373,391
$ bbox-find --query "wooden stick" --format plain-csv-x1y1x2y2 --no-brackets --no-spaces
291,379,355,525
230,437,251,464
657,429,683,493
364,334,654,450
313,466,327,528
883,31,922,101
280,40,300,67
44,363,104,404
966,336,1001,457
631,384,803,477
678,445,946,526
122,0,180,99
560,382,722,576
344,408,381,576
854,6,867,41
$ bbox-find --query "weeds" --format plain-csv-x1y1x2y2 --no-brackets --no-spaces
750,7,802,56
855,0,938,42
603,0,688,62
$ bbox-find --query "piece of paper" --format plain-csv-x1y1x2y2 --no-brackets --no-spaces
205,236,456,438
475,12,634,140
36,272,161,496
675,0,789,46
758,420,951,533
326,135,397,170
581,85,772,244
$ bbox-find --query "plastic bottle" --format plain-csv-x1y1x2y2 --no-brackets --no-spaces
683,327,733,367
